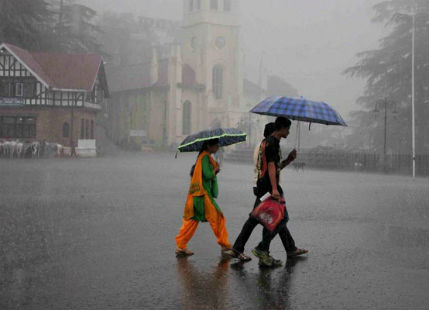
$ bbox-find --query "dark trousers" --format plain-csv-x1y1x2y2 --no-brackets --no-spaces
233,192,297,254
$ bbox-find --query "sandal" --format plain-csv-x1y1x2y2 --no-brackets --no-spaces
236,252,252,262
287,248,308,258
176,248,194,257
221,247,236,258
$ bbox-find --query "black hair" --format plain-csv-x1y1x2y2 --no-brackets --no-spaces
199,138,220,154
274,117,291,131
191,138,219,177
263,122,276,138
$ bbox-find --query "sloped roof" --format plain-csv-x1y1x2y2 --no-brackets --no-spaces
1,43,104,92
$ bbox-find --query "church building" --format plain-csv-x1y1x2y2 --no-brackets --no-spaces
106,0,253,148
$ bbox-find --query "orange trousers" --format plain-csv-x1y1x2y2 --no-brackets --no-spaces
175,214,231,249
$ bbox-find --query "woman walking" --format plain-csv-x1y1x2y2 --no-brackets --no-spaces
175,138,234,257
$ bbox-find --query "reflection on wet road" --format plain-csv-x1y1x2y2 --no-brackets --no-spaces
0,153,428,309
176,256,306,310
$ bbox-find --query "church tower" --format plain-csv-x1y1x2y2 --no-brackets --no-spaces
181,0,242,128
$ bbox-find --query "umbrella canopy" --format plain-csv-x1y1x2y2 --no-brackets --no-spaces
250,96,347,126
178,128,247,152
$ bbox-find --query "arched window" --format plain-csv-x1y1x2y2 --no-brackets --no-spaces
196,0,202,10
212,65,223,99
182,101,191,135
62,122,70,138
224,0,231,11
210,0,218,10
189,0,194,11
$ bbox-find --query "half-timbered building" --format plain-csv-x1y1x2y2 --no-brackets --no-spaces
0,43,109,150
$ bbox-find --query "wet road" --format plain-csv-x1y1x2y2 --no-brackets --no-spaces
1,153,428,310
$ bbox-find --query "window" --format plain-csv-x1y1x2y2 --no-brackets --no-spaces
80,119,85,139
189,0,194,11
3,116,16,137
15,83,23,97
0,116,36,138
23,82,35,98
23,117,36,138
0,79,14,97
224,0,231,11
212,65,223,99
182,101,191,135
62,122,70,138
16,117,24,137
196,0,201,9
90,120,94,139
210,0,218,10
86,119,90,139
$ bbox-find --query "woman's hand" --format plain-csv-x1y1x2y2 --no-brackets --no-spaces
214,166,220,174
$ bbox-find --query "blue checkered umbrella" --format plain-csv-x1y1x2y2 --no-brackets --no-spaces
250,96,347,126
177,128,247,152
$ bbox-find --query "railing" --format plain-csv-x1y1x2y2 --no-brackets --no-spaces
225,146,429,176
295,152,429,176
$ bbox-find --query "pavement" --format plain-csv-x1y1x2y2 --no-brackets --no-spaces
0,152,428,310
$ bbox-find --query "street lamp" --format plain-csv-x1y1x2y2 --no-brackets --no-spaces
396,8,418,178
373,98,397,171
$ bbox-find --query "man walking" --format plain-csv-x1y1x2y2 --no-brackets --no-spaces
233,117,308,266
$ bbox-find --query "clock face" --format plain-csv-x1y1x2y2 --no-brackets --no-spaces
215,36,226,49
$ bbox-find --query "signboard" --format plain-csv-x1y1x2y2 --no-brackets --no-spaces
0,98,24,106
77,139,96,158
78,139,96,149
130,130,147,137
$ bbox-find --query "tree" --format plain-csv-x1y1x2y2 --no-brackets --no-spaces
0,0,102,53
0,0,58,51
344,0,429,154
56,0,103,53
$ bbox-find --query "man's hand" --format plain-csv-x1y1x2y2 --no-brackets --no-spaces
287,149,297,162
272,189,281,201
281,149,297,168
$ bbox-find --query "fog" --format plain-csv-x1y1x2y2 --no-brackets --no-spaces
1,1,428,309
83,0,385,118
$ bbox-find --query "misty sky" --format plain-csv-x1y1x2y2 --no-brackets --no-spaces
84,0,386,119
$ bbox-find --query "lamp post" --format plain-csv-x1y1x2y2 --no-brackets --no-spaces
397,8,417,178
411,12,416,178
374,98,397,171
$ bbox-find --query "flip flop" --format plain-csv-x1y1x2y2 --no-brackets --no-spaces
221,248,236,258
287,248,308,258
176,248,194,257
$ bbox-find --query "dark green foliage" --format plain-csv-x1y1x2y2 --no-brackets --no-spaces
0,0,57,51
0,0,101,53
344,0,429,154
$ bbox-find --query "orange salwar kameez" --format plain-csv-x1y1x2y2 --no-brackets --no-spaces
175,151,231,249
